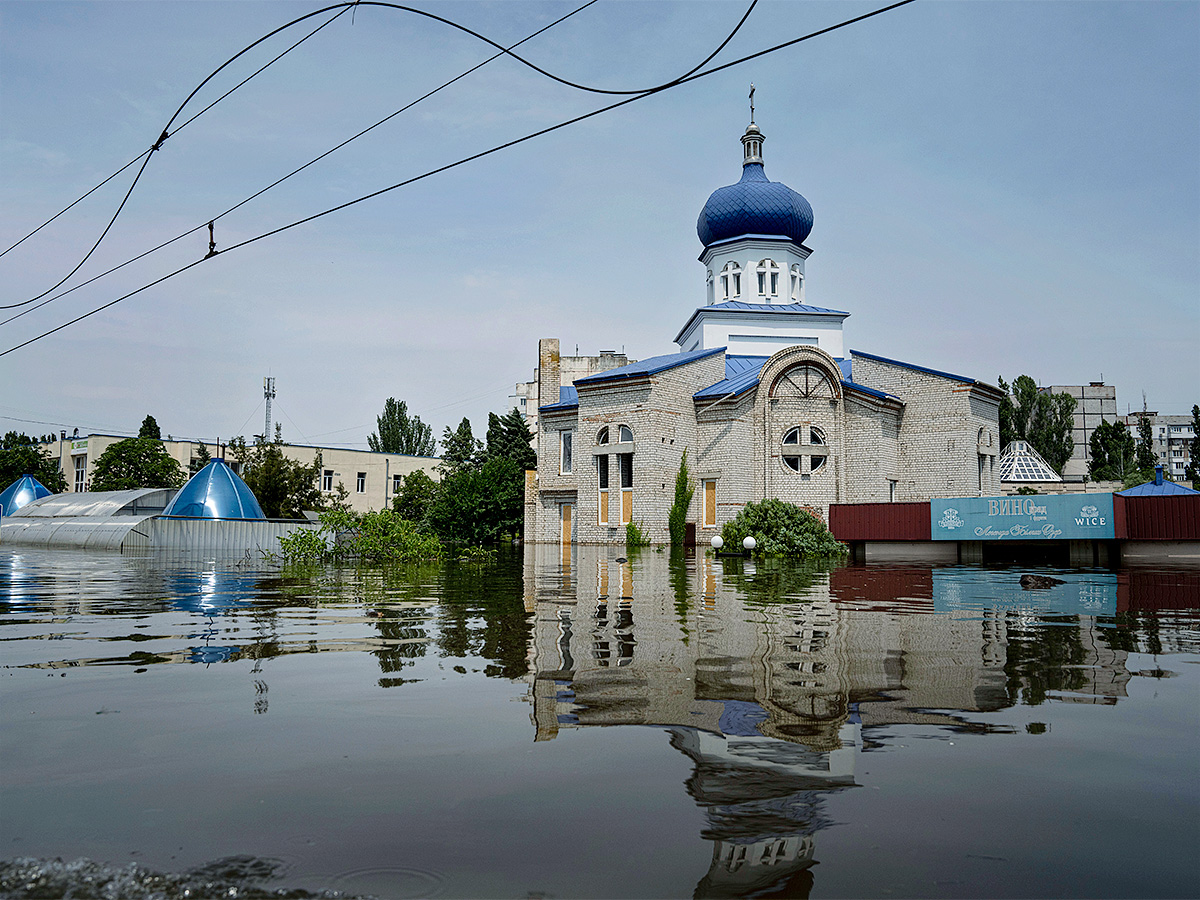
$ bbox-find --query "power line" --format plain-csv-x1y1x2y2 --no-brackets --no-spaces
1,0,607,328
2,0,750,314
0,0,915,359
0,8,351,310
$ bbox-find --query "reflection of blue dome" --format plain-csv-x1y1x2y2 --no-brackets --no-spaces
697,163,814,248
162,459,266,519
0,475,53,516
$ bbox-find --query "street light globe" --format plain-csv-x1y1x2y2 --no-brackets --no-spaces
742,536,757,551
710,535,724,550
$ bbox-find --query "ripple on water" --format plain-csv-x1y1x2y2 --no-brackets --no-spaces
329,864,448,899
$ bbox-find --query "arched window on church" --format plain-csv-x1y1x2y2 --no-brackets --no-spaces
757,259,779,299
790,265,804,302
706,269,715,306
597,426,609,445
720,262,741,300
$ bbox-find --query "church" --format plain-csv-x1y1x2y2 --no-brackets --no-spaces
524,112,1004,544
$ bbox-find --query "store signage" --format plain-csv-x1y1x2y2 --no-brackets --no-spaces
932,570,1117,615
930,494,1115,541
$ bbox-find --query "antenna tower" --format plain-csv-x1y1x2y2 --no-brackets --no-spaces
264,377,276,439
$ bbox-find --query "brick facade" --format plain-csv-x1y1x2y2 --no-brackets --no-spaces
525,343,1003,543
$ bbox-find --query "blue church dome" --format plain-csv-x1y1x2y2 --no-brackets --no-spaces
697,122,813,248
0,475,53,516
161,459,266,519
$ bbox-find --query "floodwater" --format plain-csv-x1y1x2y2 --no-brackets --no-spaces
1,546,1197,900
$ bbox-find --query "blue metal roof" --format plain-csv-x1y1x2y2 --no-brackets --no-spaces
674,301,849,346
1118,479,1199,497
692,355,902,404
574,347,725,387
0,475,53,516
850,349,984,387
706,299,848,316
540,384,579,413
161,459,266,519
697,162,813,247
694,355,769,399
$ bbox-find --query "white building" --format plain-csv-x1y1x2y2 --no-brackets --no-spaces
38,433,439,515
524,116,1005,544
1121,412,1196,481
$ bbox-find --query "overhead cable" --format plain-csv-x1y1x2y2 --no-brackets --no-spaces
0,0,915,359
2,0,750,312
0,7,352,309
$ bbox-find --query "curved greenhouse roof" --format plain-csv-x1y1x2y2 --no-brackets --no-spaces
0,475,53,516
161,459,266,520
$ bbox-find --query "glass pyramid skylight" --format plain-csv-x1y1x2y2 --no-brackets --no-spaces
998,441,1062,483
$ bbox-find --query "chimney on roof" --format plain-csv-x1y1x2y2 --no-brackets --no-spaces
1155,465,1164,486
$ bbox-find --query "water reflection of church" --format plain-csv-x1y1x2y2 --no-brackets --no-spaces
522,545,1133,897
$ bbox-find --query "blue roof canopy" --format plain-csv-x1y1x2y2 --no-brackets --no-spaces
0,475,53,516
161,459,266,519
1118,468,1199,496
575,347,725,387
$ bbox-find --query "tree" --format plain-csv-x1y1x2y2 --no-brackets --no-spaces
997,375,1076,474
393,469,439,524
484,408,536,471
440,418,481,474
0,432,68,493
1186,405,1200,487
1136,407,1157,473
189,442,212,475
138,415,161,439
1088,420,1136,482
89,438,186,491
229,426,324,519
668,449,694,546
368,398,436,456
427,456,523,544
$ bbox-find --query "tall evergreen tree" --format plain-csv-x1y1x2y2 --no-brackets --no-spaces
138,415,161,439
1136,408,1157,472
368,398,436,456
485,408,536,471
1185,405,1200,486
440,418,481,474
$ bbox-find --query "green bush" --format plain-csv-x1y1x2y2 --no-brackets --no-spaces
720,498,847,558
276,507,442,564
625,520,650,547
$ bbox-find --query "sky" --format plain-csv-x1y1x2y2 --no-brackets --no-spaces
2,0,1197,451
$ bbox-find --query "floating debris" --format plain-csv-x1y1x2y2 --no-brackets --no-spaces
0,855,376,899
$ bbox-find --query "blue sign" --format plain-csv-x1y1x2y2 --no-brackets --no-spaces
930,494,1115,541
932,570,1117,616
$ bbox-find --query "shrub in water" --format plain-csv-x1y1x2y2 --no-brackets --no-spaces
277,508,442,564
720,498,848,558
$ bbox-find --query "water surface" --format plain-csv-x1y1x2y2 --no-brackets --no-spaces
1,546,1197,898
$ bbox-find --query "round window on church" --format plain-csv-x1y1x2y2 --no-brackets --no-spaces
597,426,609,445
781,425,829,475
